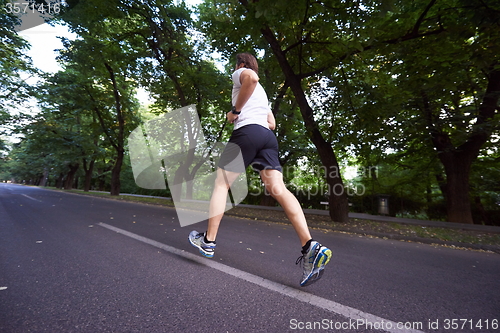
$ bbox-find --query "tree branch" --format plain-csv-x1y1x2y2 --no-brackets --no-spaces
459,65,500,154
84,86,118,151
411,0,438,36
104,62,125,153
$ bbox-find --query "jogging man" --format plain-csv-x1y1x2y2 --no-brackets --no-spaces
189,53,332,287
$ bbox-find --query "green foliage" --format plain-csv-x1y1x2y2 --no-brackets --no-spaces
0,0,37,150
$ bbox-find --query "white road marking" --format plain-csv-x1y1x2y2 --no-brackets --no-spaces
98,223,424,333
21,194,42,202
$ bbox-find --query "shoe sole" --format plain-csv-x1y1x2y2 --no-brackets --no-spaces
316,248,332,267
188,237,214,258
301,248,332,287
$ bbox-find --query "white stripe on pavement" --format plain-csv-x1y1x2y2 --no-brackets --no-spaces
98,223,425,333
22,194,42,202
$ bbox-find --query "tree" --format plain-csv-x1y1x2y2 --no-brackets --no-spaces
372,0,500,223
56,23,142,195
36,69,110,190
0,0,36,150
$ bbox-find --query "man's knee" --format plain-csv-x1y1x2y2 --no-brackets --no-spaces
266,183,287,198
215,175,231,189
215,169,240,189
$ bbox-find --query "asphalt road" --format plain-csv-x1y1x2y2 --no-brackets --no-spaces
1,183,499,333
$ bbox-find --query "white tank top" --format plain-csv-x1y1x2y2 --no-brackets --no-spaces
232,68,270,130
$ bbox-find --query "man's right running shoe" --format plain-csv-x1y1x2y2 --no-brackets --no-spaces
188,231,216,258
296,241,332,287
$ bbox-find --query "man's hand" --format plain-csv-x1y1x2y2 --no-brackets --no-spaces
227,111,239,123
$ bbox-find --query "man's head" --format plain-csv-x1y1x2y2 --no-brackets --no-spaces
235,53,259,74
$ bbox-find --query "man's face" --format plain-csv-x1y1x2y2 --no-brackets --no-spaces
235,62,244,70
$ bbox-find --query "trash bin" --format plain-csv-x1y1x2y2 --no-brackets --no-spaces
378,194,390,215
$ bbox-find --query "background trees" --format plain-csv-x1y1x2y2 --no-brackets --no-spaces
1,0,498,225
0,0,36,173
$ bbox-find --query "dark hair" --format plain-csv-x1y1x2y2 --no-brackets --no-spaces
236,53,259,74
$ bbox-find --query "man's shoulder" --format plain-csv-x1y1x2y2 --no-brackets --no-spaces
240,68,259,81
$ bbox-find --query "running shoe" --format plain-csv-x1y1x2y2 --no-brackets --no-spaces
296,241,332,287
188,231,216,258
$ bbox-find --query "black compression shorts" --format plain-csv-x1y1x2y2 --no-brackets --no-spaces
218,124,282,173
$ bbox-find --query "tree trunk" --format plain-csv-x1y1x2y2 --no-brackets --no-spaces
104,62,125,196
64,163,79,190
98,175,106,192
260,26,349,223
184,152,208,201
474,196,489,225
171,162,185,202
110,152,123,196
82,159,95,192
437,152,474,223
260,191,277,206
55,173,64,189
39,168,49,187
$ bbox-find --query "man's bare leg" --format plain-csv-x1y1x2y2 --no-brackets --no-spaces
205,168,241,242
259,169,312,247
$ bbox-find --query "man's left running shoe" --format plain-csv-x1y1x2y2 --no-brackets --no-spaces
188,231,216,258
296,241,332,287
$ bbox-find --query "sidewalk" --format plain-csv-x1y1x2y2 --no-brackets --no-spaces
236,203,500,234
